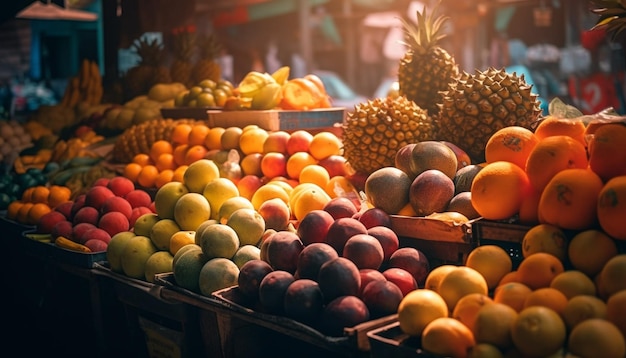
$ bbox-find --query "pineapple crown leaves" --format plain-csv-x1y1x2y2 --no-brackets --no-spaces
132,37,165,66
171,26,197,61
590,0,626,40
398,0,449,54
197,33,222,60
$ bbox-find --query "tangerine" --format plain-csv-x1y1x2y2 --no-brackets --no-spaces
533,115,587,146
484,126,539,169
516,252,564,290
149,140,174,163
587,123,626,181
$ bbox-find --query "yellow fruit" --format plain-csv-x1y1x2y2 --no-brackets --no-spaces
173,248,207,293
452,293,494,333
607,289,626,339
232,244,261,268
198,223,240,260
198,257,240,296
438,266,489,312
599,254,626,297
397,289,449,336
238,127,268,155
493,282,532,313
468,343,504,358
292,185,332,221
144,251,174,283
120,235,158,280
226,208,265,247
149,218,181,251
511,306,566,357
169,230,197,256
251,183,290,211
183,159,220,193
173,192,211,231
473,302,518,350
562,295,607,330
172,243,202,268
106,231,136,273
568,318,626,358
217,196,255,224
568,229,618,277
424,264,457,292
202,177,240,221
421,317,476,358
154,181,189,220
308,131,342,160
549,270,596,299
465,245,512,291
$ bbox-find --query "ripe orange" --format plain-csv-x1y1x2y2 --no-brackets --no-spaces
6,200,23,220
522,287,568,317
472,302,518,350
136,164,159,188
238,127,268,155
149,140,174,163
511,306,566,358
27,203,51,226
438,266,489,312
562,295,607,330
607,289,626,339
537,168,604,230
325,176,358,199
205,127,225,151
567,229,618,277
567,318,626,358
187,124,210,146
285,151,317,180
484,126,539,169
424,264,457,292
525,135,589,192
497,271,520,286
397,289,449,336
465,245,512,291
533,115,587,147
173,144,189,166
549,270,597,299
493,282,532,313
170,123,192,145
155,153,176,172
31,186,50,204
451,292,493,333
516,252,564,290
48,185,72,209
184,145,209,165
308,131,342,160
155,169,174,189
133,153,152,166
123,162,143,182
520,223,568,262
421,317,476,358
172,165,188,183
597,176,626,240
299,164,330,189
517,187,541,225
587,123,626,181
16,202,34,224
21,187,35,202
470,161,532,221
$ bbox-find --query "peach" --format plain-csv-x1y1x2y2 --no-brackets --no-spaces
318,257,361,303
98,211,130,237
124,189,152,209
358,207,392,229
260,152,287,179
258,197,291,231
54,201,73,219
81,227,112,244
240,153,264,177
367,225,400,262
442,141,472,170
238,259,274,300
296,242,339,280
264,230,304,274
36,211,67,234
101,196,133,219
296,209,335,246
51,220,74,241
342,233,385,270
318,154,349,178
395,143,417,177
263,130,291,154
259,270,295,315
236,175,263,201
84,238,108,252
320,295,370,337
283,278,324,326
323,196,358,220
70,194,86,217
72,206,100,226
286,129,313,156
73,222,97,244
129,206,153,228
324,217,368,254
361,280,403,319
107,176,135,197
84,186,115,210
382,267,418,297
388,247,430,287
359,268,387,297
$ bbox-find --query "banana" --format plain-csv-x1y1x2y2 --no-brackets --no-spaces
55,236,91,253
25,233,53,243
271,66,290,86
251,83,283,110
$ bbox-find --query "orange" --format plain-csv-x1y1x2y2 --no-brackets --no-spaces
133,153,152,166
27,202,51,225
497,271,519,286
173,144,189,166
587,123,626,181
511,306,566,357
522,287,568,317
484,126,539,169
238,126,268,155
567,318,626,358
204,127,225,151
568,229,618,277
517,187,541,225
325,176,358,199
465,245,513,291
187,124,210,146
6,201,23,220
169,230,196,256
438,266,489,312
136,164,159,188
250,183,290,211
493,282,532,313
421,317,476,358
21,187,35,202
607,289,626,339
562,295,607,330
47,185,72,209
549,270,596,299
537,168,604,230
30,186,50,204
533,115,587,147
149,140,174,163
291,185,332,221
221,126,243,151
597,176,626,240
299,164,330,189
424,264,457,292
472,302,518,350
396,202,416,216
155,153,176,172
16,202,34,224
172,165,188,183
309,131,342,160
520,223,568,262
123,162,143,182
397,288,449,336
286,151,317,180
184,145,209,165
170,123,192,145
155,169,174,189
451,292,494,332
470,161,532,221
524,135,589,192
599,254,626,297
516,252,564,290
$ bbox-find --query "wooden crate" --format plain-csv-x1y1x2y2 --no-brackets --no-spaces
471,220,533,269
367,321,438,358
207,108,345,132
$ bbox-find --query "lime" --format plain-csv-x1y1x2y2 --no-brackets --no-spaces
0,193,11,210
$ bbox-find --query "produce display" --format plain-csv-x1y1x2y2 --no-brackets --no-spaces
3,2,626,357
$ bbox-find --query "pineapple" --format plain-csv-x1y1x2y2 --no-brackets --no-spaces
192,33,222,84
436,67,543,163
590,0,626,40
124,37,171,100
170,26,196,88
342,96,434,175
397,1,459,116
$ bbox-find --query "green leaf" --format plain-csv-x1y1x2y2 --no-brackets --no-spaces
548,98,583,118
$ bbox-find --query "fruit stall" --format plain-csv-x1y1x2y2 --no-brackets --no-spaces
2,2,626,358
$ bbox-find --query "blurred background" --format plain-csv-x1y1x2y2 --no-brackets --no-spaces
0,0,624,118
